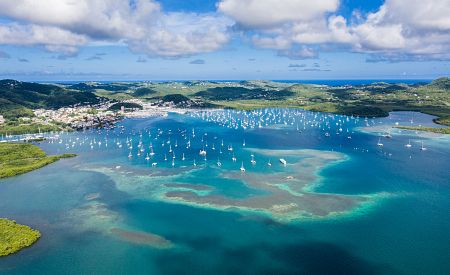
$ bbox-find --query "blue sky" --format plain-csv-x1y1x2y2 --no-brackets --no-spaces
0,0,448,81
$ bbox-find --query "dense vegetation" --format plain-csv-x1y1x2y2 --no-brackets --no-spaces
194,87,295,100
0,123,64,135
395,126,450,134
0,98,34,121
108,102,143,111
0,79,101,121
0,218,40,256
428,77,450,90
161,94,190,104
68,83,130,92
0,143,76,179
133,87,157,97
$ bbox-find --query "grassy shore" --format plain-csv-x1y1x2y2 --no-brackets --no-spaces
0,123,64,135
395,126,450,134
0,218,41,256
0,143,76,179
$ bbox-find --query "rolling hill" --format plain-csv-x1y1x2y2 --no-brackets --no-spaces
0,79,101,120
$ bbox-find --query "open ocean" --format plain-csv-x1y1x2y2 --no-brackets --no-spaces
0,109,449,275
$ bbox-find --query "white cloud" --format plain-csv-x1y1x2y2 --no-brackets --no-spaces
217,0,339,29
0,0,160,39
127,13,232,57
327,15,354,44
0,0,449,61
219,0,450,61
218,0,344,57
0,23,87,54
353,12,406,51
0,0,232,57
350,0,450,60
381,0,450,31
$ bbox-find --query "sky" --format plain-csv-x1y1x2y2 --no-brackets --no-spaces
0,0,449,81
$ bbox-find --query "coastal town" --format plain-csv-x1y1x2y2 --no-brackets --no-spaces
0,98,195,143
32,99,191,129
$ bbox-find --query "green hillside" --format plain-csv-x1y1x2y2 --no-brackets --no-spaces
0,80,101,121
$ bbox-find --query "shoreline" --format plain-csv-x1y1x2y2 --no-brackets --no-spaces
1,107,448,142
0,103,198,141
0,218,41,257
394,125,450,134
0,143,76,179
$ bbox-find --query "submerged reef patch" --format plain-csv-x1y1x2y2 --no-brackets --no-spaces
86,149,381,222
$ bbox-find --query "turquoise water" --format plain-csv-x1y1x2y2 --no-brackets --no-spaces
1,109,449,274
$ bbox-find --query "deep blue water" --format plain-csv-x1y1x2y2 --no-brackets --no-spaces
0,110,449,275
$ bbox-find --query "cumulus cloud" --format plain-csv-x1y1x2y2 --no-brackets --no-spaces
218,0,339,29
127,13,232,57
351,0,450,61
0,0,448,61
0,0,160,40
219,0,343,53
0,23,87,54
218,0,356,61
0,0,232,57
218,0,450,61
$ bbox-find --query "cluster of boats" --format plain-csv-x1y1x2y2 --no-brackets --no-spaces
1,109,430,169
189,108,361,135
118,126,288,171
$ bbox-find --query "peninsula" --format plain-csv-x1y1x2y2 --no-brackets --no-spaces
0,219,41,257
0,142,76,179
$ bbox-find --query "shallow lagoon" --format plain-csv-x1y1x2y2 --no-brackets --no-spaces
1,109,449,275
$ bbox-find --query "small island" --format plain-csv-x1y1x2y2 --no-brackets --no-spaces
0,143,76,179
0,218,41,257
